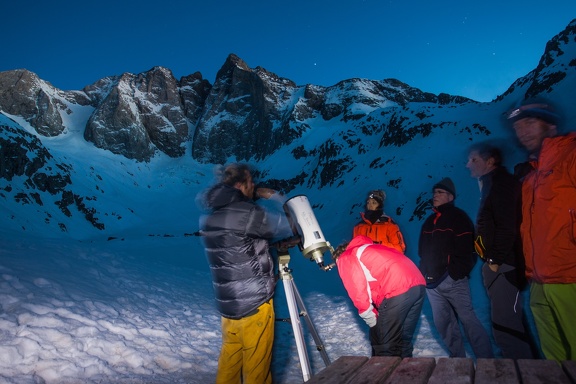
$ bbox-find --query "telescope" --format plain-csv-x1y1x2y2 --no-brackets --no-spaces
275,194,333,380
283,195,335,271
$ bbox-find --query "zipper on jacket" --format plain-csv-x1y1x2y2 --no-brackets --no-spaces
570,208,576,244
529,168,539,282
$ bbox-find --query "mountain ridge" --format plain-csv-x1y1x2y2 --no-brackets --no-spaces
1,19,575,241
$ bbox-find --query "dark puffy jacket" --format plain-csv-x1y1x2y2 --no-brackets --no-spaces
201,183,277,319
418,202,477,287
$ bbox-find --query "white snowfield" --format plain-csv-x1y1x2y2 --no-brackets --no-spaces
0,234,450,384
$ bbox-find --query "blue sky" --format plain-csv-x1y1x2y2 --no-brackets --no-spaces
2,0,575,101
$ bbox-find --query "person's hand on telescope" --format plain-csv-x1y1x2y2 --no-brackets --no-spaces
256,187,279,200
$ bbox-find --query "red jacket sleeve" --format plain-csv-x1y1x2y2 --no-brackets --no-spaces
336,250,373,314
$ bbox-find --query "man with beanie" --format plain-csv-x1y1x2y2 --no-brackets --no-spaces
353,189,406,253
418,177,494,358
507,98,576,361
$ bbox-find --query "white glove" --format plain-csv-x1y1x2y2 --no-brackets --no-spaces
360,305,377,328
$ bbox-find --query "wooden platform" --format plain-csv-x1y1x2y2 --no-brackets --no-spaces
306,356,576,384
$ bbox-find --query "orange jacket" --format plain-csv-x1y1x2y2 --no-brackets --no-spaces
521,132,576,284
353,213,406,253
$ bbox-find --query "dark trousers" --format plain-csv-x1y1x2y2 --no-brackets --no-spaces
370,285,425,357
482,263,536,359
426,275,494,358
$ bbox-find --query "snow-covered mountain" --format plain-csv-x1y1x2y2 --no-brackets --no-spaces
2,20,576,240
0,18,575,384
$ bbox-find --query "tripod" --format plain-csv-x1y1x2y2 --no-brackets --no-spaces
277,250,331,382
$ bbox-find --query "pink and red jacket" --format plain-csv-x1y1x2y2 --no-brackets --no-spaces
336,235,425,319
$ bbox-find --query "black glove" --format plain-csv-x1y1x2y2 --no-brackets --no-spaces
514,162,534,181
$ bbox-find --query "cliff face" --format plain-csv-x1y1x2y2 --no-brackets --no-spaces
0,53,475,163
2,20,575,163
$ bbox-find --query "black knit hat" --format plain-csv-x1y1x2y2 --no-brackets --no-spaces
433,177,456,198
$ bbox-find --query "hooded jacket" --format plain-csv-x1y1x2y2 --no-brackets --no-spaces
201,183,277,319
336,235,424,319
520,132,576,284
418,202,477,287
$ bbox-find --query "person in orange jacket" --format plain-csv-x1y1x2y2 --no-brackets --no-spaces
334,235,425,357
507,97,576,361
353,190,406,253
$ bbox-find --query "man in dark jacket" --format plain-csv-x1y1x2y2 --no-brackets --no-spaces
418,177,493,358
467,143,535,359
200,163,283,384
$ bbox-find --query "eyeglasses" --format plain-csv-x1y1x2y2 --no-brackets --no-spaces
433,190,449,195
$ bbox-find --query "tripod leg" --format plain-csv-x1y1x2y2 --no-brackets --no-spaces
282,277,312,382
291,279,332,367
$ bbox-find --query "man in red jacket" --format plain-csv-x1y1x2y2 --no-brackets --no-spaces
508,98,576,361
333,235,425,357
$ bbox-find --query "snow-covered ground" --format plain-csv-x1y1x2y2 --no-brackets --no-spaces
0,229,477,384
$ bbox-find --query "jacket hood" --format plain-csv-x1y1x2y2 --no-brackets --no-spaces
204,183,247,210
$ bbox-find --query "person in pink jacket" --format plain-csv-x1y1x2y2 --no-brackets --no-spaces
333,235,426,357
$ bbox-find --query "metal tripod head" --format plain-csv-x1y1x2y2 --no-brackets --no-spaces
272,235,336,272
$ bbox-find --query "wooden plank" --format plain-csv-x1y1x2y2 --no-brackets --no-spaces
427,357,474,384
345,356,401,384
383,357,436,384
307,356,369,384
562,360,576,384
517,359,571,384
475,358,519,384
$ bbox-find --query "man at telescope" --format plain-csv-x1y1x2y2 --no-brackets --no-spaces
200,163,283,384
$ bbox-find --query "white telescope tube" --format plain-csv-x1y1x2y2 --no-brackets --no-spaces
283,195,332,267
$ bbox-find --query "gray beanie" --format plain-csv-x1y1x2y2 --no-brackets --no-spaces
433,177,456,198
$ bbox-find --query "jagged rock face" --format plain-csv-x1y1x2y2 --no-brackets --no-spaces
84,81,154,161
180,72,212,126
190,54,477,164
0,19,574,166
0,69,66,136
0,123,62,185
0,121,104,231
1,19,575,235
84,67,199,161
499,21,576,101
191,54,300,164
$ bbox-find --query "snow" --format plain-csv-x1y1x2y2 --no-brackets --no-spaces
0,231,456,384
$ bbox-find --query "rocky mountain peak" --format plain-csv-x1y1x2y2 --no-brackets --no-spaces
0,69,66,136
1,19,575,234
215,53,251,80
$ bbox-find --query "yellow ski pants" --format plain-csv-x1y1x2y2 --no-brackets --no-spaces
216,299,274,384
